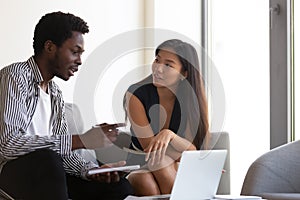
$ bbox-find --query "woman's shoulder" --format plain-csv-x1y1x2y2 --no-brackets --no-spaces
127,75,155,94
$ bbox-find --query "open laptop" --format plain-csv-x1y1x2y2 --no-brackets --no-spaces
126,149,227,200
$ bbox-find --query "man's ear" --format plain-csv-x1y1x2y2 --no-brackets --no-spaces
44,40,56,53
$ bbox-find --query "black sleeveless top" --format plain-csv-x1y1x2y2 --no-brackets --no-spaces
127,75,187,150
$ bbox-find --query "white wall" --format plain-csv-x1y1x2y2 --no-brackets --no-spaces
2,0,264,195
0,0,145,128
0,0,203,129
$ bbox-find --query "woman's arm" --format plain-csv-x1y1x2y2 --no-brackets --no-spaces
126,91,196,163
169,122,197,152
144,128,196,162
125,92,155,149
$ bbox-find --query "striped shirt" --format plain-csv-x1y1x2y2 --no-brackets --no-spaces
0,56,96,177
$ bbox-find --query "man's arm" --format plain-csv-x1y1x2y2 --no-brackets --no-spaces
0,70,71,158
72,135,84,150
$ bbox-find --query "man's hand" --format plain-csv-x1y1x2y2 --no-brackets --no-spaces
87,161,126,183
94,123,126,143
77,123,125,149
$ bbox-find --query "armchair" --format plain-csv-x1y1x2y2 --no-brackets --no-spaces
65,103,231,194
95,131,231,194
65,103,98,164
241,140,300,200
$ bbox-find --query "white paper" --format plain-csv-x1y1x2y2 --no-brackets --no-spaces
124,194,171,200
214,195,262,200
87,165,140,175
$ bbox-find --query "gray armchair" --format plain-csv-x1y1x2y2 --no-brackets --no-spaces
241,140,300,200
206,131,231,195
65,103,98,164
95,131,231,195
65,103,231,194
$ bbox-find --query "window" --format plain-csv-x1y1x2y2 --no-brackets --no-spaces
0,0,281,194
294,0,300,140
208,0,270,194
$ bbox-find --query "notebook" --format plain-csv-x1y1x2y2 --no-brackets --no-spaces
125,149,227,200
87,165,140,175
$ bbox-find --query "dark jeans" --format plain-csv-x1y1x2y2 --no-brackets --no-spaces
0,149,133,200
66,174,133,200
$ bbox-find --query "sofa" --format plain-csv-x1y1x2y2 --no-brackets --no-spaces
65,103,231,194
96,131,231,194
241,140,300,200
65,103,98,164
0,103,231,199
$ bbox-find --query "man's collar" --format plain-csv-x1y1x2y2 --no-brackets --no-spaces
27,56,58,97
27,56,43,84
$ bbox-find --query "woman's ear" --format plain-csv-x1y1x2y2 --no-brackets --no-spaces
180,71,188,81
183,70,188,78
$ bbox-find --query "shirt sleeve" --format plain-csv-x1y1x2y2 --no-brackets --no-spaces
0,71,65,158
0,68,97,179
55,100,99,178
62,151,98,178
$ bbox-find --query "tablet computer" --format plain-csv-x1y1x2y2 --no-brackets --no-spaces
87,165,140,175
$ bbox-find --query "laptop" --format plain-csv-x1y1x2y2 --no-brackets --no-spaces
125,149,227,200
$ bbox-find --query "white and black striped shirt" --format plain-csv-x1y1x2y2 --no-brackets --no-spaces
0,56,96,177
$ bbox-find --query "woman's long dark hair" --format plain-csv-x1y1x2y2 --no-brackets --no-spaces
123,39,209,149
155,39,209,149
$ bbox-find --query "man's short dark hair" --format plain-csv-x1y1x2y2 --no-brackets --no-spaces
33,11,89,55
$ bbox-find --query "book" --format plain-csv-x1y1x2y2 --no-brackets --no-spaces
214,195,262,200
87,165,140,175
124,194,171,200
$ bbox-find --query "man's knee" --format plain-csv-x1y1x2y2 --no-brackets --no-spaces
110,178,134,199
29,148,62,162
0,149,68,199
28,149,66,182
